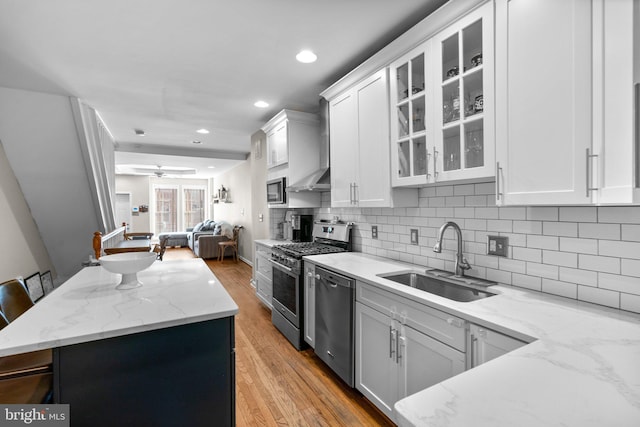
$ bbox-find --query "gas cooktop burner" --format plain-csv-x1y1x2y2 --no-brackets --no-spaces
275,242,346,257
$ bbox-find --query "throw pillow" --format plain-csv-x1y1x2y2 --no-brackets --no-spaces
192,222,204,232
213,222,222,235
220,222,233,239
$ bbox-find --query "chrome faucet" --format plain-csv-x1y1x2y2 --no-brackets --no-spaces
433,221,471,277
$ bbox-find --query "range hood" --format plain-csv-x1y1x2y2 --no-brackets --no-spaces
286,97,331,193
286,167,331,192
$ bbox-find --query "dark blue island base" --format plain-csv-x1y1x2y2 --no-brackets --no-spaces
53,317,235,427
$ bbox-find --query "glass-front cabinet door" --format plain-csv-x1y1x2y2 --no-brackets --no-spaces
389,43,432,187
433,2,494,182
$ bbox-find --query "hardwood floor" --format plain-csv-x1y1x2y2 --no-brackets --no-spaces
164,248,394,426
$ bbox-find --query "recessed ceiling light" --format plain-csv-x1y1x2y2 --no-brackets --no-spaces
296,50,317,63
134,129,145,136
196,128,209,134
192,140,202,145
254,100,269,108
207,166,216,169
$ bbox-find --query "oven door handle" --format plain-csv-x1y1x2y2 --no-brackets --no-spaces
268,258,293,273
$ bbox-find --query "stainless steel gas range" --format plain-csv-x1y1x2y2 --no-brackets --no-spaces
269,221,352,350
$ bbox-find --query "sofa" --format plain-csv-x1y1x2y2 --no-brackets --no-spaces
188,220,232,259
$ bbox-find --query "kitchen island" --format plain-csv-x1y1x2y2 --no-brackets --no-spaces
305,252,640,427
0,258,238,427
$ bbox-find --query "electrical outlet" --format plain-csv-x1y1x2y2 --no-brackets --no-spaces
488,235,508,257
371,225,378,239
410,229,419,245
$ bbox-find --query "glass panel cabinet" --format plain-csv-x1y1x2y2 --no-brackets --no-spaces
434,3,494,182
390,47,432,186
389,2,494,187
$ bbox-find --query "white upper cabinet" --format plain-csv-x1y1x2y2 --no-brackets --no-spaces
266,120,288,168
328,70,418,208
262,109,322,208
390,44,433,187
389,2,494,187
432,2,495,183
495,0,639,205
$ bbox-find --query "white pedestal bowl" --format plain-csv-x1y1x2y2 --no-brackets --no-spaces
100,252,157,289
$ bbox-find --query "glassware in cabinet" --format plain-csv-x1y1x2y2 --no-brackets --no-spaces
390,49,429,186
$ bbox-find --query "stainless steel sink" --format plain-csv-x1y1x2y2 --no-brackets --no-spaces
378,270,497,302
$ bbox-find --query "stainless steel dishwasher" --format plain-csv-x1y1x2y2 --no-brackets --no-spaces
314,266,355,387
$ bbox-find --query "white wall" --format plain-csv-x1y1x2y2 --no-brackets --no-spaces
0,142,54,282
214,159,252,262
0,87,102,282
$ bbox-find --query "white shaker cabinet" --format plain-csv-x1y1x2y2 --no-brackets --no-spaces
495,0,639,205
266,119,288,169
304,262,317,348
355,282,466,422
389,2,495,187
328,70,418,208
432,3,495,183
467,324,527,368
254,242,273,309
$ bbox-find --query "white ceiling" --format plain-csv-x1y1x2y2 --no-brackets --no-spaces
0,0,447,179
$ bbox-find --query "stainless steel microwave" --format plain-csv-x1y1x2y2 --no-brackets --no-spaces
267,177,286,204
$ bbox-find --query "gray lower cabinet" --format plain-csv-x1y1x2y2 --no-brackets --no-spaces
355,282,466,421
254,242,273,309
467,323,527,368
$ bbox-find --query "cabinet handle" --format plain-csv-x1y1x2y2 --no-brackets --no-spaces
353,183,358,204
470,334,478,368
496,162,503,201
586,148,598,197
426,150,432,180
389,326,397,360
397,333,405,364
636,83,640,187
433,148,439,180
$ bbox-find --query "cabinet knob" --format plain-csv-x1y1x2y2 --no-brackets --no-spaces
315,274,320,280
447,317,465,328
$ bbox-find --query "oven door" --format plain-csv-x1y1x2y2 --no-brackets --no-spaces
270,260,301,328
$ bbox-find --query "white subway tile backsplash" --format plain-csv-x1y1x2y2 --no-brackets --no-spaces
542,279,578,299
498,258,526,274
622,225,640,242
474,182,495,195
513,247,542,263
527,207,559,221
598,206,640,224
559,207,597,223
621,259,640,278
599,240,640,260
542,250,578,268
578,223,621,240
559,237,598,255
598,273,640,296
436,186,454,197
512,273,542,291
307,182,640,314
499,207,527,221
559,267,598,287
578,286,620,309
543,221,578,237
621,293,640,313
514,220,542,235
454,184,475,196
487,220,512,233
465,195,488,206
578,254,620,274
526,262,559,280
527,235,559,250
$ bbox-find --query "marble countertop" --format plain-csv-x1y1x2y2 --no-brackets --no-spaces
0,258,238,357
304,252,640,426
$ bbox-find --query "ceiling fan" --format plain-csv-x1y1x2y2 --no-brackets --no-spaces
127,165,197,178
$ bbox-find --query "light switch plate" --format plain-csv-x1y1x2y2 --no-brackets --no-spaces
410,229,419,245
488,235,508,257
371,225,378,239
